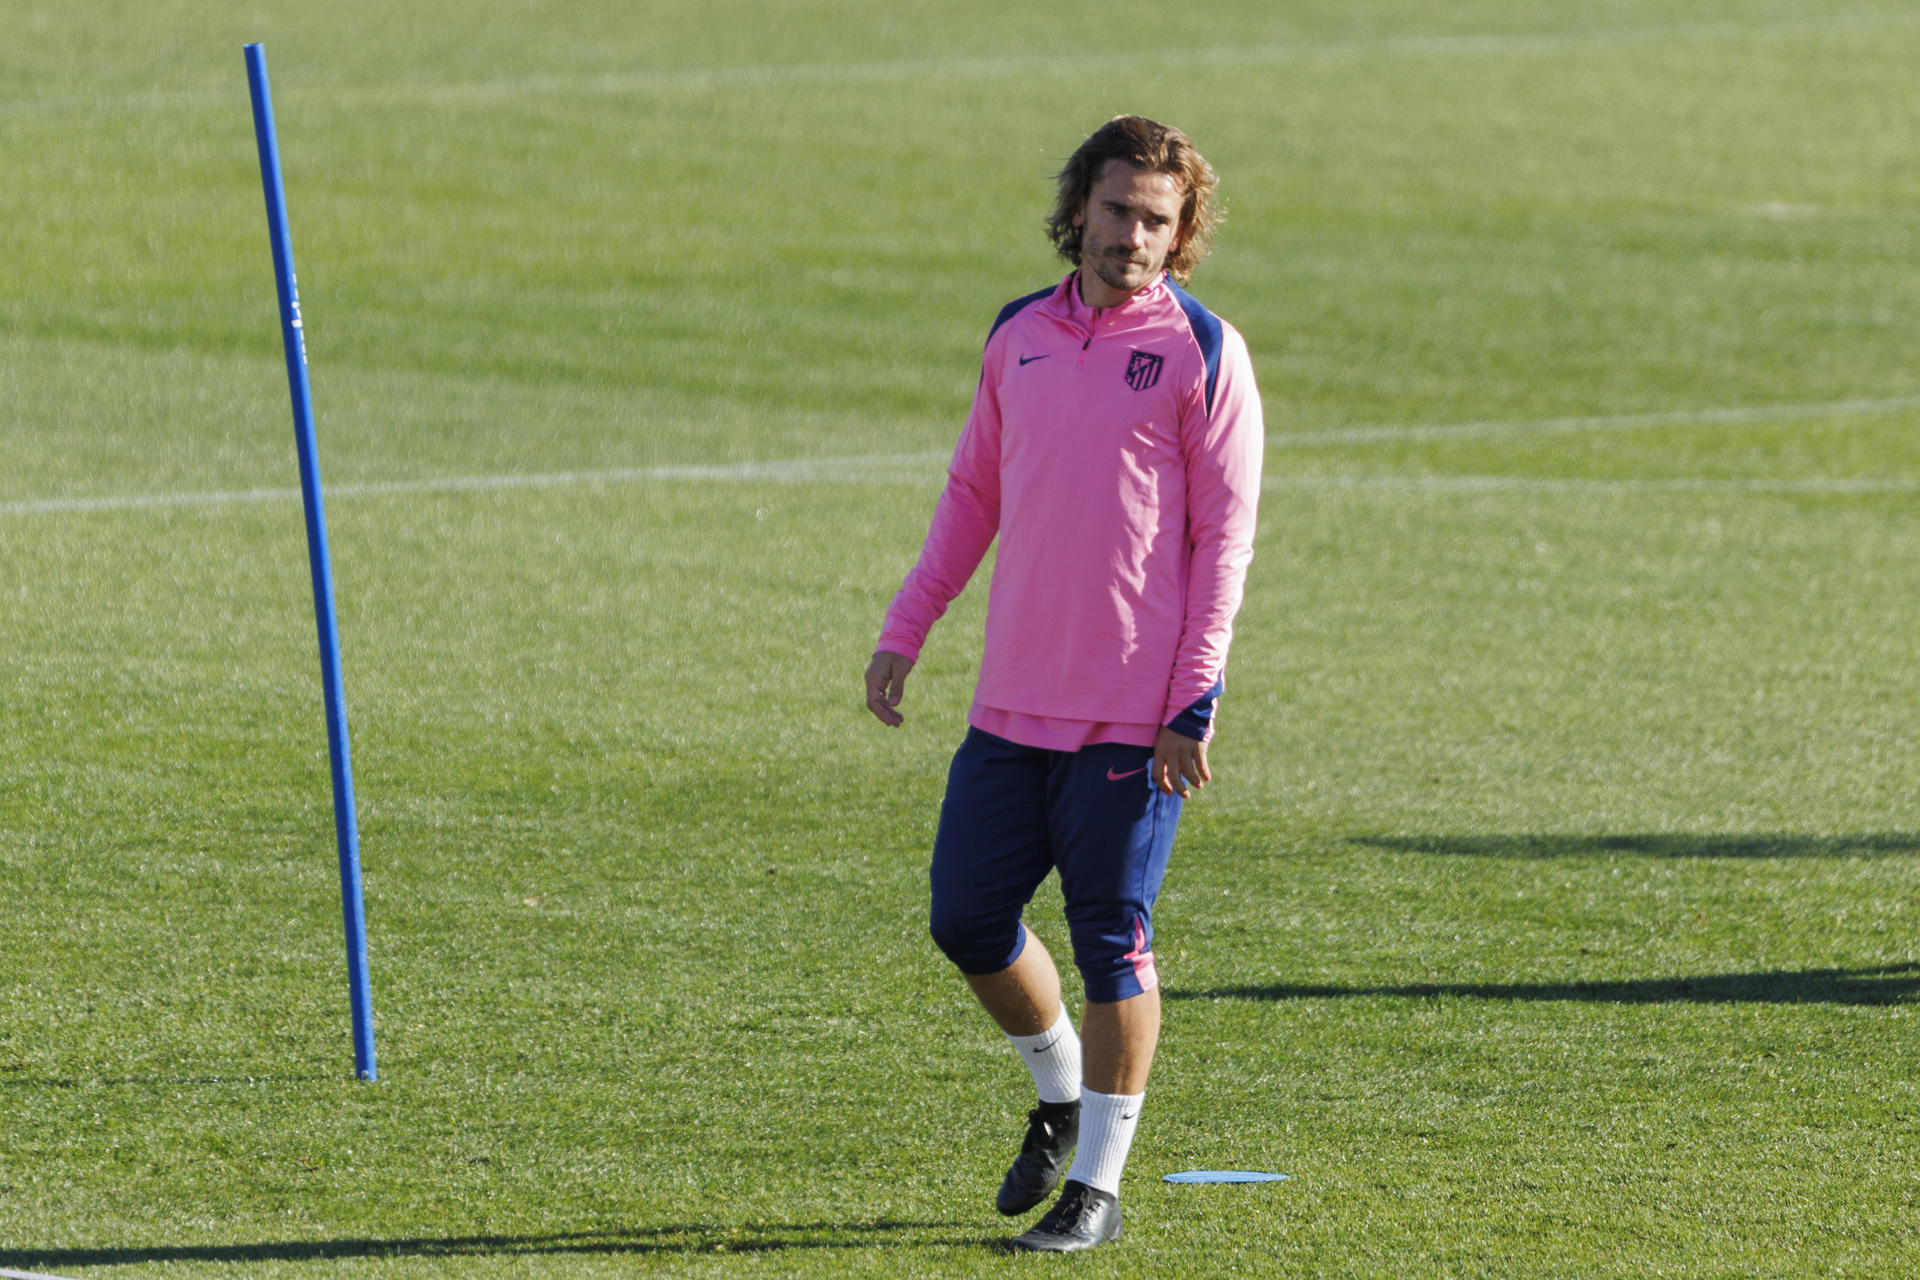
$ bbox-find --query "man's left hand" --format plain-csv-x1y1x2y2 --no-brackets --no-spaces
1152,727,1210,799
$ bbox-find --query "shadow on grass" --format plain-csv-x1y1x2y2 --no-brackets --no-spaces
0,1221,981,1269
1169,962,1920,1006
1353,832,1920,859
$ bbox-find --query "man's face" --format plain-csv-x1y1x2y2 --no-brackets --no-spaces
1073,159,1187,305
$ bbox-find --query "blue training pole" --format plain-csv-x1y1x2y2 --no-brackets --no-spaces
245,42,377,1082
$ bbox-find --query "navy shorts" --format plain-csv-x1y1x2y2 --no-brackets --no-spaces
928,727,1184,1003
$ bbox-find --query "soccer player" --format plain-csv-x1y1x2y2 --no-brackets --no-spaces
863,115,1264,1252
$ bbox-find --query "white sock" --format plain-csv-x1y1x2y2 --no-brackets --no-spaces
1065,1087,1143,1196
1007,1006,1081,1105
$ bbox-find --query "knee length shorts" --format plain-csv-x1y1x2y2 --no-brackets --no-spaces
927,727,1185,1002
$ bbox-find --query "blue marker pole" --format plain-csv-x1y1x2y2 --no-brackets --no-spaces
245,42,377,1082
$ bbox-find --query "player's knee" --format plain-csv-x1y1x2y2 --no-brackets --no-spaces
929,902,1025,976
1068,909,1159,1002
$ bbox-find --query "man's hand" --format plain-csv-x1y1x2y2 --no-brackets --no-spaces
864,650,915,726
1152,727,1210,798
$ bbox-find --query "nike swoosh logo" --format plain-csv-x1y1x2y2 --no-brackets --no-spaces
1018,353,1051,365
1106,766,1147,782
1120,1111,1140,1121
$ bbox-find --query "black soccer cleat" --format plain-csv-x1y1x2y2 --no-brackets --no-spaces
1008,1179,1122,1252
995,1099,1080,1215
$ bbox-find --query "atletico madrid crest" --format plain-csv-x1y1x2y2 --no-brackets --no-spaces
1124,350,1164,392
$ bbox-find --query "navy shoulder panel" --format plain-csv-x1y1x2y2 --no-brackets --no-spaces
985,285,1054,348
1165,280,1224,416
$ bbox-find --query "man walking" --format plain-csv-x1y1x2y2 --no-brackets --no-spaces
863,115,1264,1252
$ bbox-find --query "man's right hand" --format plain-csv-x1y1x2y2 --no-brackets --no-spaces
864,650,915,726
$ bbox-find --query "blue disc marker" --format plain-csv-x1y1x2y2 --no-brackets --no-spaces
1165,1170,1289,1184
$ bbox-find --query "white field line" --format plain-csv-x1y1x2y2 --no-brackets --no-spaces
1260,474,1920,495
8,428,1920,519
5,12,1917,117
1270,395,1920,448
0,1268,84,1280
0,452,951,517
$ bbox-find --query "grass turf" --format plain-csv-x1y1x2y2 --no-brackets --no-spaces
4,1,1920,1274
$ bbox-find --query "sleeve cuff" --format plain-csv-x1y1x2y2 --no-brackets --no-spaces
1163,681,1223,741
875,635,923,664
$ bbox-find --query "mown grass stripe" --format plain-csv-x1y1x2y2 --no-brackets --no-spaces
6,11,1917,118
8,462,1918,519
9,386,1920,516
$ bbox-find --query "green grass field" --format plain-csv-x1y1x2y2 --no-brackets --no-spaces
6,1,1920,1275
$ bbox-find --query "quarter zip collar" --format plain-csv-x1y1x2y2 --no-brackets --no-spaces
1042,270,1170,339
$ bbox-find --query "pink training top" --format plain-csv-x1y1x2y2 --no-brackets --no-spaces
878,272,1264,750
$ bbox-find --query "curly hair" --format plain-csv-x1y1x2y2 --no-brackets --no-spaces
1045,115,1221,284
